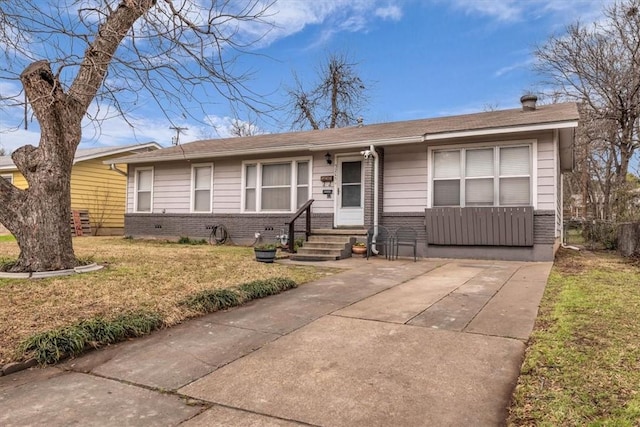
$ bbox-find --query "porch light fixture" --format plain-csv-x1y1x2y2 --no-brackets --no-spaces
325,152,333,165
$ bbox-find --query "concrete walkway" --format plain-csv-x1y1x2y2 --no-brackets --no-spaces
0,257,552,427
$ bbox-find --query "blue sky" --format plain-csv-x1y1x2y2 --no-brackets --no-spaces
0,0,609,154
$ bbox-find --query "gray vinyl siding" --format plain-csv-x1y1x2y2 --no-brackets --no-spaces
127,154,330,215
311,152,334,214
212,159,240,213
556,137,562,237
536,133,556,211
383,145,428,212
153,162,191,213
126,171,134,213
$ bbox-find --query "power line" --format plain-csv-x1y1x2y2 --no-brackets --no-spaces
169,126,188,145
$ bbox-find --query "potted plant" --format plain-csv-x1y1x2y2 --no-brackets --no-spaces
351,241,367,255
254,243,278,263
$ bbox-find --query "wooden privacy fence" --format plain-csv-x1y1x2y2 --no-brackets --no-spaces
425,206,534,246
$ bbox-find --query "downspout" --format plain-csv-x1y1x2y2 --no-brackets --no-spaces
370,144,380,254
109,163,128,177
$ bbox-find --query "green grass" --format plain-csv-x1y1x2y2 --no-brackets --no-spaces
0,235,16,242
508,249,640,426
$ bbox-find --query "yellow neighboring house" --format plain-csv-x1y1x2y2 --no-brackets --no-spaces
0,142,161,235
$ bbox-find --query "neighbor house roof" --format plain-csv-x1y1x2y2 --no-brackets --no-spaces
0,142,161,171
114,102,580,165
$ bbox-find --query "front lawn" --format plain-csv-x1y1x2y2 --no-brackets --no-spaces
0,237,333,366
508,249,640,425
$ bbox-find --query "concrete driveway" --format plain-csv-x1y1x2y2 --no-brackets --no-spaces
0,257,551,427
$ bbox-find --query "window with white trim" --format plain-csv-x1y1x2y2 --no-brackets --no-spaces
1,174,12,184
432,145,531,207
243,158,311,212
134,167,153,212
191,164,213,212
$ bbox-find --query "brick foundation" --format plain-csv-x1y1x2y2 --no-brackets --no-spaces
125,213,333,245
126,209,558,261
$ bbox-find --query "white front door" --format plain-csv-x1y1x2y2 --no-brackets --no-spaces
335,156,364,227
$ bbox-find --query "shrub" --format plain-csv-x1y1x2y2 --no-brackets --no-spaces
177,236,207,245
582,221,618,250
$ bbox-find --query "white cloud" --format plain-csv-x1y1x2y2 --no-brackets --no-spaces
375,5,403,21
248,0,407,46
79,112,175,148
445,0,606,23
0,126,41,154
494,58,536,77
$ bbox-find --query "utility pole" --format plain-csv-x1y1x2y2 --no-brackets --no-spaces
170,126,188,145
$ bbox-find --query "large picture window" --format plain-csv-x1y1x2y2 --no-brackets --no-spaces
431,144,531,207
191,164,213,213
243,158,311,212
134,167,153,212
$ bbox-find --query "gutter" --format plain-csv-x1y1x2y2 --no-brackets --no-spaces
108,136,426,165
424,120,579,141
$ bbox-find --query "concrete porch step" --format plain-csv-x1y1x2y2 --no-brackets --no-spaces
301,241,351,250
289,253,342,262
291,230,364,262
296,247,347,256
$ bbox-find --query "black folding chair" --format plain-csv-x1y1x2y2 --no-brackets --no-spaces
394,226,417,261
366,226,392,260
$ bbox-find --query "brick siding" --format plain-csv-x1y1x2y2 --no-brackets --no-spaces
125,212,333,245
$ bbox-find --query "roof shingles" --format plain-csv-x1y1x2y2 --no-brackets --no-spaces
120,102,579,164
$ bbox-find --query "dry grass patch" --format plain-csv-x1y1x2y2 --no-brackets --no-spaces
0,237,334,365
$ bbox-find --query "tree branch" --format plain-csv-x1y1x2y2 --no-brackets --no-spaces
68,0,156,114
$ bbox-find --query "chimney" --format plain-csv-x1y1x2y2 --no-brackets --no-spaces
357,117,364,127
520,94,538,111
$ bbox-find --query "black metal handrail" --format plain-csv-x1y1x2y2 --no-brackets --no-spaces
285,199,314,253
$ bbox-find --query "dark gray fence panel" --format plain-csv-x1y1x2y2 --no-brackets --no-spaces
426,206,534,246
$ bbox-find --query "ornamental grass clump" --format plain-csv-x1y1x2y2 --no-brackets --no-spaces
179,277,297,314
20,311,163,365
180,288,244,313
238,277,297,299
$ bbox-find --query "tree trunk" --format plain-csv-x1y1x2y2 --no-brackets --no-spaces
8,166,77,272
0,61,80,272
0,1,155,272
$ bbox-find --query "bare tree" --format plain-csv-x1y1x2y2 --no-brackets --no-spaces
0,146,6,156
287,52,368,130
229,116,264,137
0,0,273,272
536,0,640,220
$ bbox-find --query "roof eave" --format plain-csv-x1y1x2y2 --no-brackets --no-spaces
111,119,580,165
115,136,427,164
75,142,162,164
424,120,579,141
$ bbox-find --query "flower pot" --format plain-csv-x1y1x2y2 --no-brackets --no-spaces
254,248,277,263
351,245,366,255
